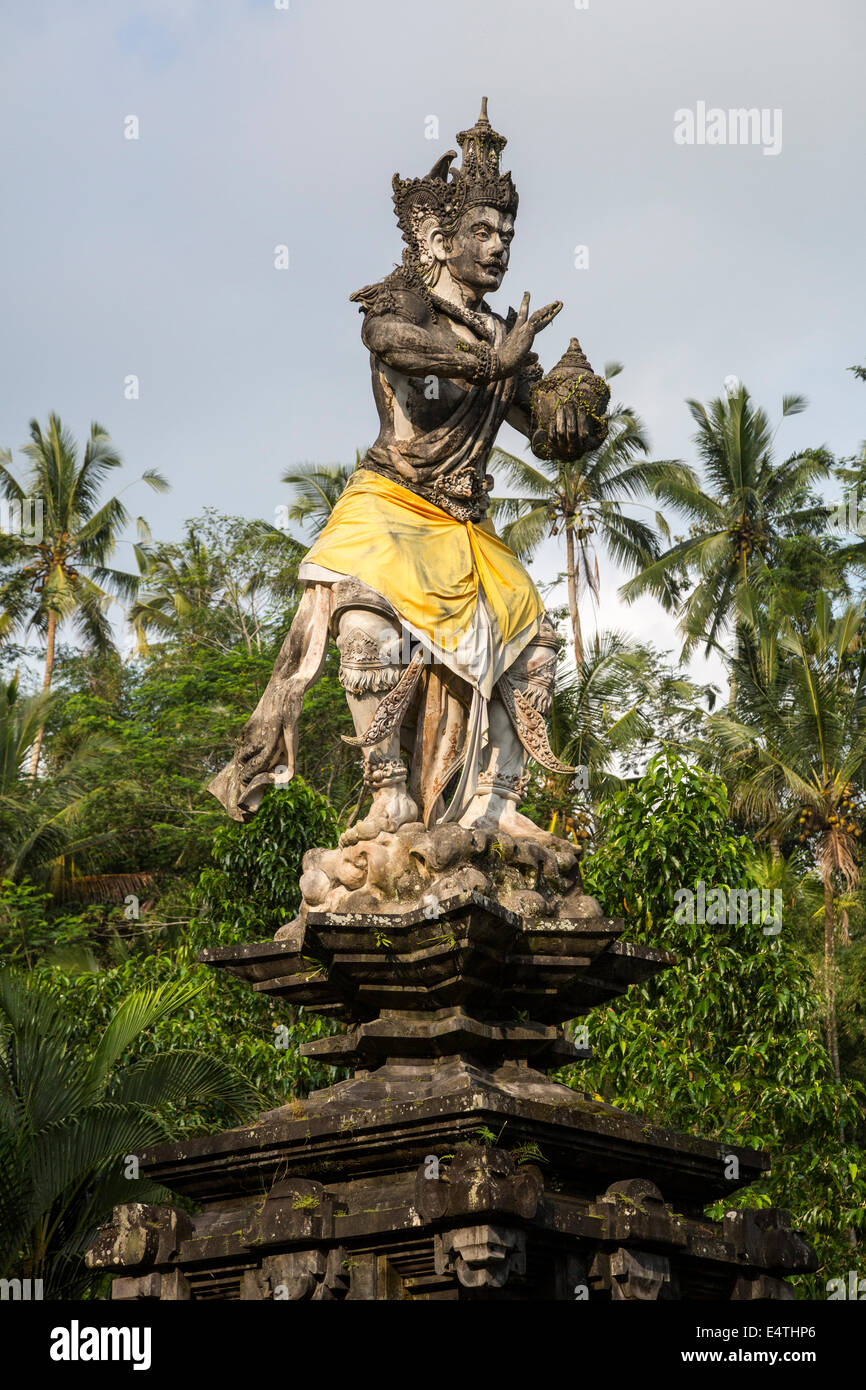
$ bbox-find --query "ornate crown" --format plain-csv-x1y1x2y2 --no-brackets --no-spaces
392,98,519,272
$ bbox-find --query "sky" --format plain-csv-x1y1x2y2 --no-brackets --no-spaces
2,0,864,690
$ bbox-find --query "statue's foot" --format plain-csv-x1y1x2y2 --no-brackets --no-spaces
458,793,552,842
340,786,419,847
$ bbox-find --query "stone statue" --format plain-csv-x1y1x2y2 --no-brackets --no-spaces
210,99,610,917
86,108,815,1303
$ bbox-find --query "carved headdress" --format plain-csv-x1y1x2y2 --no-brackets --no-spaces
393,98,519,274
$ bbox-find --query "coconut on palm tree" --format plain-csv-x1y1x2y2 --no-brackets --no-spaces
489,373,686,664
0,414,168,775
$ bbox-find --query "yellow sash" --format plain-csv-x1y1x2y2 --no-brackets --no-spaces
302,468,543,655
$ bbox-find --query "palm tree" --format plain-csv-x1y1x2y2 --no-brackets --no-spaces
0,414,168,775
130,527,224,646
0,675,117,886
526,633,667,845
281,458,356,540
0,969,260,1297
547,633,655,791
489,379,686,664
620,386,832,664
708,593,866,1079
131,514,303,654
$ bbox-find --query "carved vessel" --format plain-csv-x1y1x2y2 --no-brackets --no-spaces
530,337,610,460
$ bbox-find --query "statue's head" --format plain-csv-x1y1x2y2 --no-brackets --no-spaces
426,204,514,294
393,99,518,290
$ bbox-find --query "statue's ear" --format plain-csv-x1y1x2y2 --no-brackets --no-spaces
428,223,453,264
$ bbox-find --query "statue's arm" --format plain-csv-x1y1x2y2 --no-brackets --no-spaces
505,353,542,439
360,288,561,393
361,308,493,384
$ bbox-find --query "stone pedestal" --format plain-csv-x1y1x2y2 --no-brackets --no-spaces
87,890,815,1300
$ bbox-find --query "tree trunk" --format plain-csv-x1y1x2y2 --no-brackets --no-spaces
728,624,740,711
565,527,583,666
28,610,56,780
822,875,841,1082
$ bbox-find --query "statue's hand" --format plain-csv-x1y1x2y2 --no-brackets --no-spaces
547,401,587,460
497,292,562,377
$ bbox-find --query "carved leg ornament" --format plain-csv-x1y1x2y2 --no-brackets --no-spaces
496,627,574,776
459,619,572,837
335,607,418,845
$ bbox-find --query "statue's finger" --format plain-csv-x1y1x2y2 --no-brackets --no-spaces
530,301,562,333
565,403,577,451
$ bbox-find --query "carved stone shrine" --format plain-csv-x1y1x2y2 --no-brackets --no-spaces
87,850,814,1299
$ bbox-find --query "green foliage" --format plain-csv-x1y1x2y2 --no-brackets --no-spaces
48,781,345,1118
0,967,259,1297
130,509,303,652
0,673,118,884
522,632,719,834
572,751,866,1293
0,413,167,787
281,459,356,539
53,943,339,1124
489,393,688,660
511,1141,547,1165
0,879,93,969
472,1125,505,1147
582,749,747,930
621,386,834,659
34,602,354,886
292,646,361,816
43,641,280,877
196,780,338,936
3,393,865,1306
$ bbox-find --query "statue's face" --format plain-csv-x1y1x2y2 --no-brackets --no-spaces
432,205,514,296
